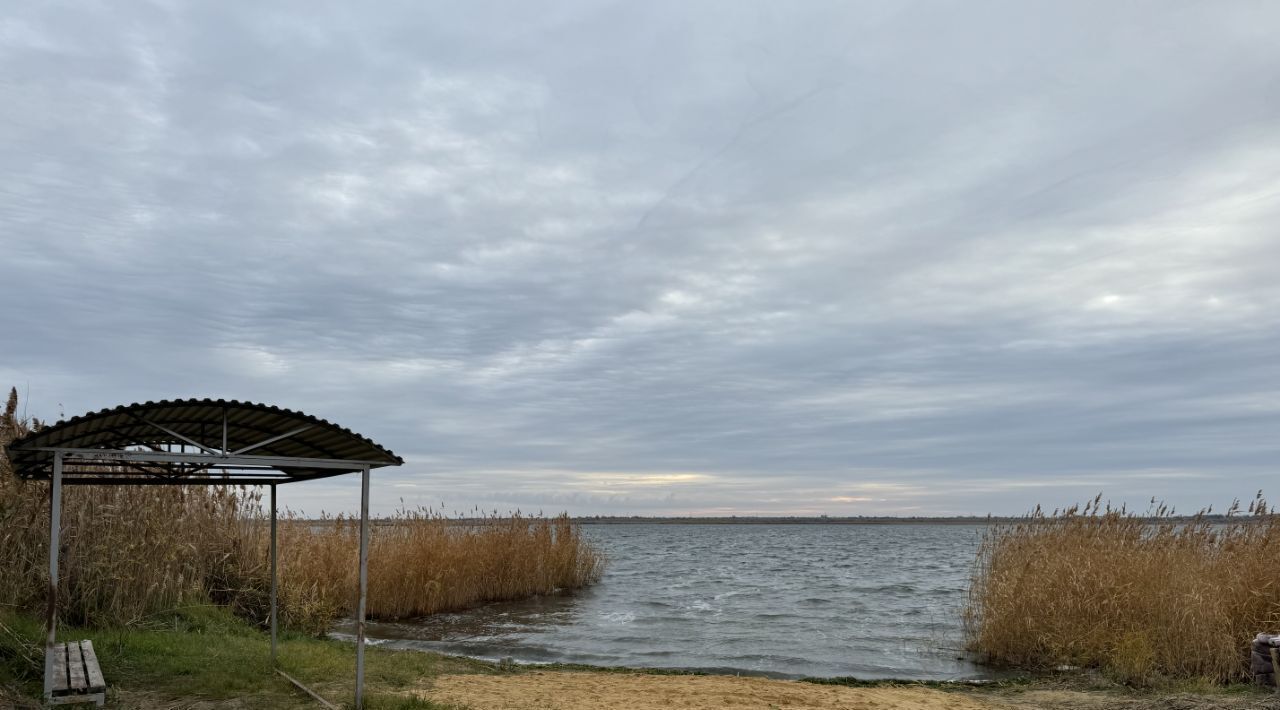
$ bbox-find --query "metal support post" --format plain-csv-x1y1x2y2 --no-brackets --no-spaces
355,465,370,708
44,451,63,700
270,483,278,665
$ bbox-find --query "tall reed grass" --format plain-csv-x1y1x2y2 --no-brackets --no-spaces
965,493,1280,685
0,389,603,632
275,509,604,631
0,389,263,627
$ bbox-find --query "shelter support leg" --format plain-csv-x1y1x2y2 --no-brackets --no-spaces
355,465,370,708
270,483,278,665
44,451,63,700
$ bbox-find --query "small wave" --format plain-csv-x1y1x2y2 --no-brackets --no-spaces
849,583,917,594
632,649,679,658
752,612,803,620
598,611,636,624
796,597,833,606
723,652,814,667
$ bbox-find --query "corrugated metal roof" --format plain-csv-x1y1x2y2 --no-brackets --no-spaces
5,398,403,482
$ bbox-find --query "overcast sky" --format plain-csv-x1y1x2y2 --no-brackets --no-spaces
2,1,1278,517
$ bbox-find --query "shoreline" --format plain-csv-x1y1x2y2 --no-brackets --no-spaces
343,636,1005,684
570,514,1261,525
324,514,1258,526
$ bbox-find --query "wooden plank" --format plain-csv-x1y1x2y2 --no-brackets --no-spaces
66,639,86,690
80,640,106,691
48,694,105,707
50,642,69,692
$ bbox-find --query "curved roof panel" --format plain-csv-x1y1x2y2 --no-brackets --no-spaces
5,398,403,482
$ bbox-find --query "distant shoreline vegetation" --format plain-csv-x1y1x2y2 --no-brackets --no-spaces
574,515,1000,524
320,515,1008,526
396,514,1257,526
293,513,1270,527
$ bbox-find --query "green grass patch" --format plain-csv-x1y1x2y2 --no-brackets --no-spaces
0,605,488,708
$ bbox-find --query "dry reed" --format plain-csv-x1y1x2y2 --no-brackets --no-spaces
0,388,604,632
0,389,264,627
965,493,1280,685
275,509,605,631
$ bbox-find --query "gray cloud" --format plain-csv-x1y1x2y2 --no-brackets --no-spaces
2,1,1278,516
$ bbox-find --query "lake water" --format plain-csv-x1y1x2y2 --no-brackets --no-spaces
338,523,991,680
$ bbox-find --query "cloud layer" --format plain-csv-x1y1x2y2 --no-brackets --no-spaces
3,1,1278,515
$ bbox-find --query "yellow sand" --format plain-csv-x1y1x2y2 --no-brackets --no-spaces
423,671,997,710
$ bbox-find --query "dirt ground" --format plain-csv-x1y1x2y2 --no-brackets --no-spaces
420,671,1280,710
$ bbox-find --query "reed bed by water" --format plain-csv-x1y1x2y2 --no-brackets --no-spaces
0,389,603,632
965,493,1280,685
275,510,604,630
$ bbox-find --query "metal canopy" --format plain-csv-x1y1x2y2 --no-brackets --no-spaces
5,398,403,484
4,398,401,709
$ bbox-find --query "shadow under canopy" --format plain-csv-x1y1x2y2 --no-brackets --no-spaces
4,398,404,708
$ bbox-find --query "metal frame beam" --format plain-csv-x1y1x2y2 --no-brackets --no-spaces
231,424,313,456
27,448,389,469
43,452,62,701
355,464,370,708
270,484,278,666
28,468,363,486
131,416,221,455
61,477,295,486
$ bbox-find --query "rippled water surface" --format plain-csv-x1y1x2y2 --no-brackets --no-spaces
340,524,989,679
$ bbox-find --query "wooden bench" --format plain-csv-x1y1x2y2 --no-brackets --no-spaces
48,640,106,706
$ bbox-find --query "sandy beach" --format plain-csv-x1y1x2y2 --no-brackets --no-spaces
416,670,1275,710
425,671,991,710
